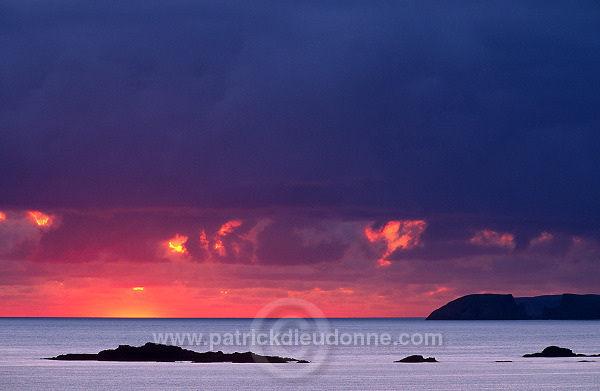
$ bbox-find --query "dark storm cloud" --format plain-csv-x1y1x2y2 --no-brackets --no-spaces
1,1,599,226
255,219,349,265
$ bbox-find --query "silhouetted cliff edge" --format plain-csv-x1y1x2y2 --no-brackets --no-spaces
426,293,600,320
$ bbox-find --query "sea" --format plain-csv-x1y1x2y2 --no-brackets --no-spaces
0,318,598,390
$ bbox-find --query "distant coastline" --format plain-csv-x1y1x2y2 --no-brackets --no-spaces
426,293,600,320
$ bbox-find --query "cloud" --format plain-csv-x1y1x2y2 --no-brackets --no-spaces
212,220,243,257
217,220,243,237
193,219,257,262
27,211,54,227
167,233,188,254
1,207,600,316
365,220,427,266
469,229,515,250
0,1,598,223
0,210,57,257
529,232,553,247
255,219,350,265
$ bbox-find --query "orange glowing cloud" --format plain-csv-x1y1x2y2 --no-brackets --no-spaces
213,239,226,256
365,220,427,266
168,233,188,254
470,229,514,249
217,220,243,236
28,210,53,227
0,211,5,221
205,220,243,257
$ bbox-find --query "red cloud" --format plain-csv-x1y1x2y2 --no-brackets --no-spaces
365,220,427,266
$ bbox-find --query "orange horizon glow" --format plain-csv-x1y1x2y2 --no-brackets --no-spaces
168,233,188,254
0,286,445,318
0,211,5,221
28,210,53,227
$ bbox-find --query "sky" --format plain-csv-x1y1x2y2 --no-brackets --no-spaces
1,1,599,317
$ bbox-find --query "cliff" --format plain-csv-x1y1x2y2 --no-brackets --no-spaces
426,294,526,320
426,293,600,320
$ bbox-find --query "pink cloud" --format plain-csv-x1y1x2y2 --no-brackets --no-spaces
529,231,554,247
469,229,515,249
365,220,427,266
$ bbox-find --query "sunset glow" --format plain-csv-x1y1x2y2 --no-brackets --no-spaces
1,1,598,322
0,208,596,318
28,210,53,227
168,234,188,254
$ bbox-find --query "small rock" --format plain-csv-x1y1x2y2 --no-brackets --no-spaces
395,354,437,363
523,346,576,357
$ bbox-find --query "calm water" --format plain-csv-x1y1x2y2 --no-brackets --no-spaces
0,318,599,390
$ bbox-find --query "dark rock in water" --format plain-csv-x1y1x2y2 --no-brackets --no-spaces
395,355,437,363
523,346,582,358
45,342,300,363
296,360,310,363
578,360,595,362
427,293,600,320
495,360,512,362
